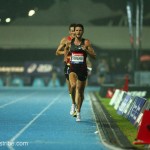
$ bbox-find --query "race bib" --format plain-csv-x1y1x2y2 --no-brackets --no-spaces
71,52,84,64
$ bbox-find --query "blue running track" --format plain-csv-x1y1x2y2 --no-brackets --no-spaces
0,87,109,150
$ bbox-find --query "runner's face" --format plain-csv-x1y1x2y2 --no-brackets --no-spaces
75,27,83,38
69,27,75,38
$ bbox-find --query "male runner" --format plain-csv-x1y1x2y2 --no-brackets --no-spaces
65,24,96,121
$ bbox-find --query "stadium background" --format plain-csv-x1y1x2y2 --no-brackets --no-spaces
0,0,150,87
0,1,150,149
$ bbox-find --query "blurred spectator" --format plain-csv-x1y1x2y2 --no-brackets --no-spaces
110,57,116,73
140,61,150,71
127,59,133,73
97,58,109,85
51,69,58,87
86,57,92,86
5,72,11,86
115,57,124,73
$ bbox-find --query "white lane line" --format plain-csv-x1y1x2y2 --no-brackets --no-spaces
0,92,37,109
7,91,65,150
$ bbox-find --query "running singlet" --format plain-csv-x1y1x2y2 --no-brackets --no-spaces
70,38,87,65
69,38,88,81
67,36,72,41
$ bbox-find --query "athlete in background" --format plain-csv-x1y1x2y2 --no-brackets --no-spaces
56,24,76,116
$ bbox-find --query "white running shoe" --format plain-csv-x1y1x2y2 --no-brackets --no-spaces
76,112,81,122
70,104,75,115
72,105,78,117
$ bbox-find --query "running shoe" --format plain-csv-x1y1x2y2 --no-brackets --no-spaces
70,104,75,115
76,112,81,122
72,111,77,117
72,105,77,117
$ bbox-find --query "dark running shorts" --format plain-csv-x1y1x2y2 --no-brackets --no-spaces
70,64,87,81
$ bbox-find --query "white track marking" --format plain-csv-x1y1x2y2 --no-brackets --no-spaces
0,92,37,109
7,91,65,150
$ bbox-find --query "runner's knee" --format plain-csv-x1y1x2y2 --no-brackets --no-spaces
70,82,76,89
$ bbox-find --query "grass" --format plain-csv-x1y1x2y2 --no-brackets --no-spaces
95,92,147,150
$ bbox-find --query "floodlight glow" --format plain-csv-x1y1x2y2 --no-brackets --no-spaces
5,18,11,23
28,10,35,16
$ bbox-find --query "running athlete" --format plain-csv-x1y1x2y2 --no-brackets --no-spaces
56,24,76,115
65,24,96,121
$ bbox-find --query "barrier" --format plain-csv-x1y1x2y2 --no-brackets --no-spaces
114,90,126,110
109,89,120,106
133,110,150,145
134,101,150,127
108,88,150,146
100,84,150,98
123,95,135,118
127,97,146,125
130,91,147,97
117,93,131,115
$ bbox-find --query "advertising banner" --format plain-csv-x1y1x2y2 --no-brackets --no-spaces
127,96,146,124
24,61,53,75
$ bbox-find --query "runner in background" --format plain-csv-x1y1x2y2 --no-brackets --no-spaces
56,24,76,116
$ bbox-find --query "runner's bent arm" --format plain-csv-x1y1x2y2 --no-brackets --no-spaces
56,37,66,55
83,40,96,59
63,42,71,62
